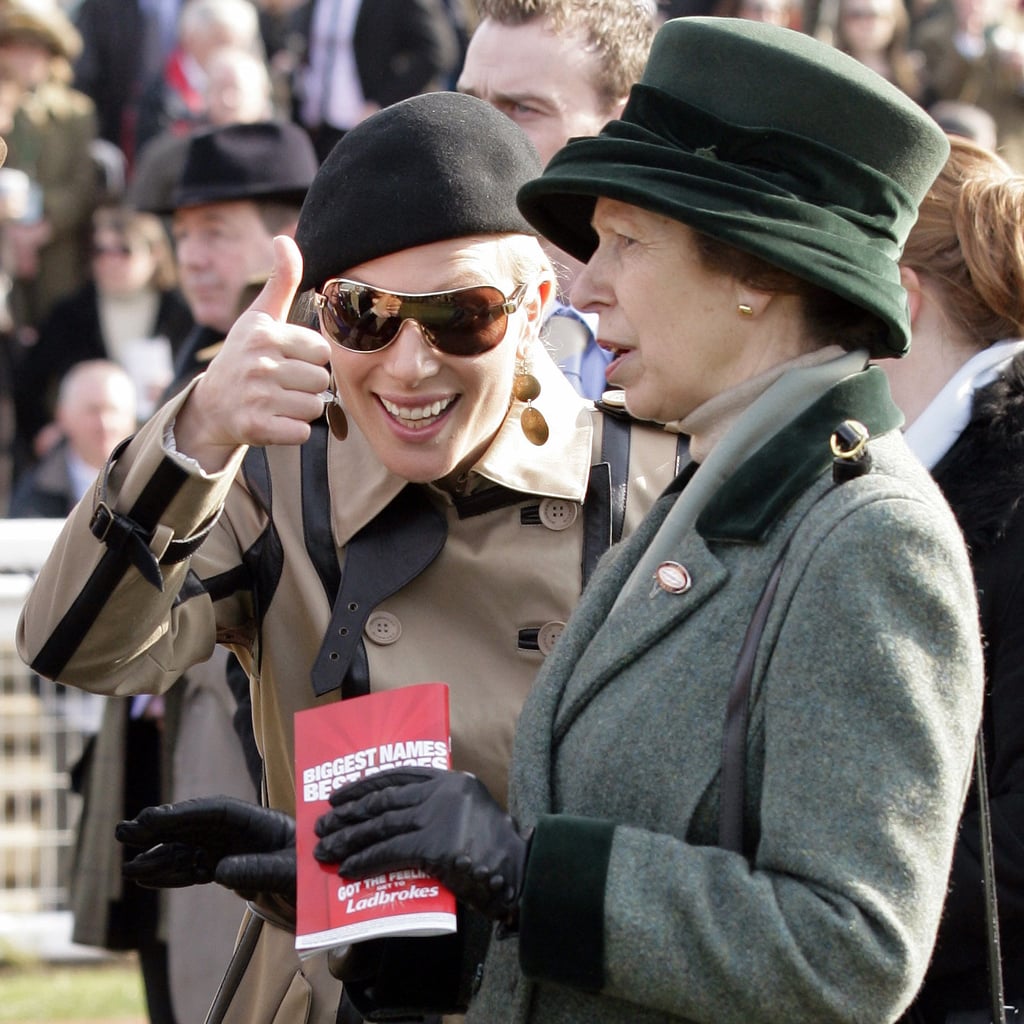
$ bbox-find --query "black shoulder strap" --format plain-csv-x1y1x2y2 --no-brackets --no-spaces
976,729,1012,1023
241,445,271,515
239,444,287,640
242,423,340,610
581,414,629,587
300,420,339,602
718,543,788,854
581,416,690,587
603,414,632,546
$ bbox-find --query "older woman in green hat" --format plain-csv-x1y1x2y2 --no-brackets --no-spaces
312,17,986,1024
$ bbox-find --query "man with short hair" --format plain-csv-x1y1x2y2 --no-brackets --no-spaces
457,0,657,399
458,0,654,167
9,359,137,517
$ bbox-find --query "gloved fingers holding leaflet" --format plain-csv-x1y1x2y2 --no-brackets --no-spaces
313,766,531,925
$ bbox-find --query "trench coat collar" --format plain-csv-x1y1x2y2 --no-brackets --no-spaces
327,345,594,546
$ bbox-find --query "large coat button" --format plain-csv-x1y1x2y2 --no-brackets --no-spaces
538,498,578,531
537,621,566,654
364,611,402,645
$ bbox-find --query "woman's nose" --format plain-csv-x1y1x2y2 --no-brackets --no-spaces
383,320,443,382
569,257,604,314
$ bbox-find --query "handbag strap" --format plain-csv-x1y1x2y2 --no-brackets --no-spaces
717,543,788,854
717,418,872,855
975,726,1010,1024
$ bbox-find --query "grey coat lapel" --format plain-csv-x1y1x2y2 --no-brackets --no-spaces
552,536,728,744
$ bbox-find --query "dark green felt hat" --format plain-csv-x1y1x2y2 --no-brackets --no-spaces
516,17,951,358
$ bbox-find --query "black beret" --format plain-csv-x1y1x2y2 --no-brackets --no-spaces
296,92,543,293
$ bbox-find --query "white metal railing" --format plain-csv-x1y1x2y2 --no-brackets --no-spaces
0,518,100,957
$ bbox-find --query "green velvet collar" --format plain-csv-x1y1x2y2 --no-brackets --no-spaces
695,366,903,543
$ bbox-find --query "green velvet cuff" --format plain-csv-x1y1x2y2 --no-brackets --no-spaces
518,814,615,992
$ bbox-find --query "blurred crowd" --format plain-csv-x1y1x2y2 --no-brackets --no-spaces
0,0,1019,515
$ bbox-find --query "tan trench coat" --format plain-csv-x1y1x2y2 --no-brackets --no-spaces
19,348,682,1024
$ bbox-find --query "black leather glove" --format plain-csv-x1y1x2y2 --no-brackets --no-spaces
115,794,296,900
313,768,530,925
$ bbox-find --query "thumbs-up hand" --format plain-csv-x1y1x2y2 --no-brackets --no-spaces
174,236,333,471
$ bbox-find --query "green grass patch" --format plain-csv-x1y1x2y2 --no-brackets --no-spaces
0,959,145,1021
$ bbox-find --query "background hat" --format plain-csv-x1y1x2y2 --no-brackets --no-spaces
517,17,951,358
296,91,542,293
169,121,319,213
928,100,998,152
0,1,81,61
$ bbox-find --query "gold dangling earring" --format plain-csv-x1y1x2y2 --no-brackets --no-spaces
513,358,549,446
324,372,348,441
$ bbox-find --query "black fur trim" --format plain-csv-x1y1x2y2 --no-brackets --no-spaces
934,351,1024,553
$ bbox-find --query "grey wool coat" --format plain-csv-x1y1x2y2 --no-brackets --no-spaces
468,365,985,1024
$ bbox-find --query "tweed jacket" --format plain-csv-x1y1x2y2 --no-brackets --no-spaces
467,366,985,1024
17,346,682,1024
4,80,99,327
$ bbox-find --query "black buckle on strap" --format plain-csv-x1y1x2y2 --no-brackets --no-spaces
88,432,219,589
89,500,164,590
88,501,117,543
90,500,217,587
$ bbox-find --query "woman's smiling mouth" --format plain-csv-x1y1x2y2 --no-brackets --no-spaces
379,395,456,429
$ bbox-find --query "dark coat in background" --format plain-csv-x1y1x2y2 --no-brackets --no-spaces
12,280,192,460
72,0,180,167
8,439,78,518
907,351,1024,1019
349,0,458,110
295,0,458,157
